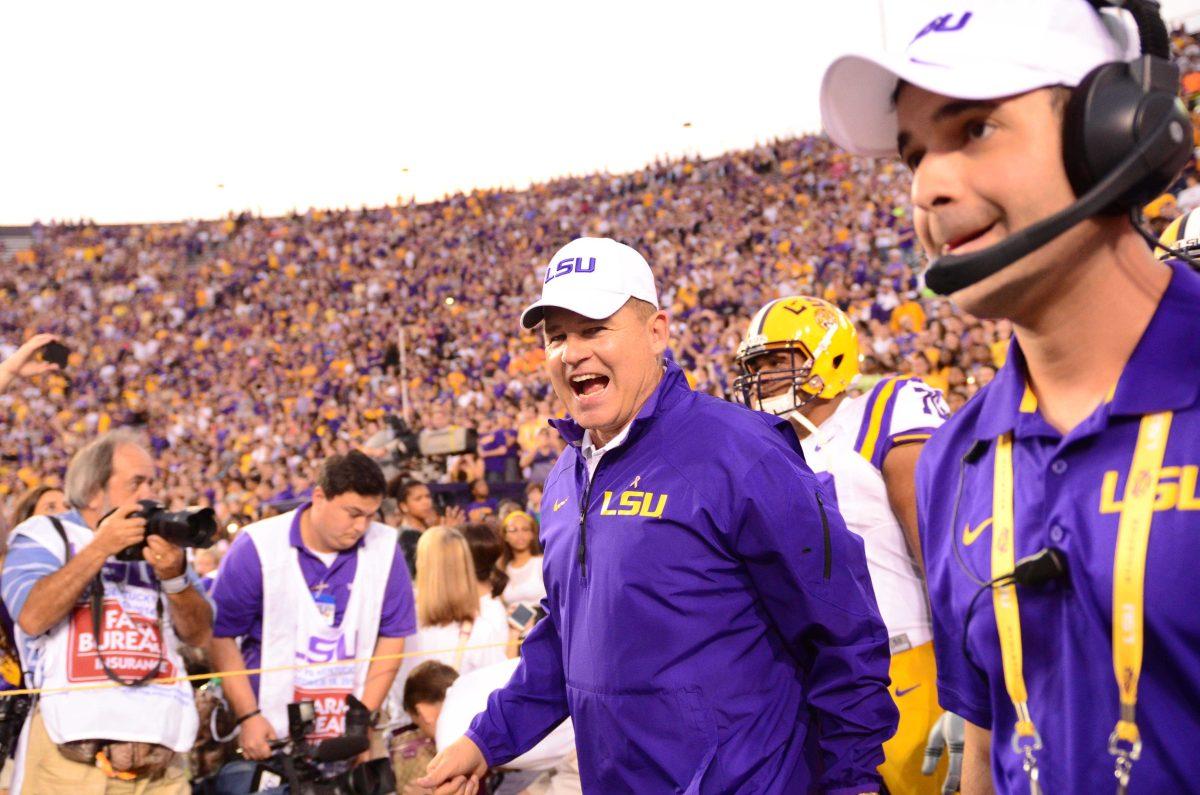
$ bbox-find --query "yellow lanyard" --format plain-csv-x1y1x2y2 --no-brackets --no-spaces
992,432,1044,792
1108,411,1171,790
991,412,1172,794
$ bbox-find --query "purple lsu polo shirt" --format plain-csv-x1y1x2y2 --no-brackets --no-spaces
211,504,416,695
916,260,1200,793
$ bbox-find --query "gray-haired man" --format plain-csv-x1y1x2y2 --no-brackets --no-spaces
2,429,211,793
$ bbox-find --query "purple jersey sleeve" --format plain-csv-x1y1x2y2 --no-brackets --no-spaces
211,532,264,640
377,541,417,638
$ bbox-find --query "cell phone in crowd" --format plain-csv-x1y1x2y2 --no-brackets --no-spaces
508,604,536,631
38,340,69,369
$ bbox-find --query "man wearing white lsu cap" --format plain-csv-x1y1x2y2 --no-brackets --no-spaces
418,237,897,793
821,0,1200,793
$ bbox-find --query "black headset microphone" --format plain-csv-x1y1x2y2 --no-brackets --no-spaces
923,0,1196,296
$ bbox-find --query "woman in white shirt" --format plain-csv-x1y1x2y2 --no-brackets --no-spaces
499,510,546,612
396,526,510,689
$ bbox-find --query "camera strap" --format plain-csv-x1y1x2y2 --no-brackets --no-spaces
51,515,166,688
991,411,1171,795
89,575,166,688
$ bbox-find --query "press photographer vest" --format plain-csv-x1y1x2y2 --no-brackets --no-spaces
248,511,394,740
9,515,199,751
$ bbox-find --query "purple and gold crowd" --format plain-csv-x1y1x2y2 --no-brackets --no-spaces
5,27,1200,537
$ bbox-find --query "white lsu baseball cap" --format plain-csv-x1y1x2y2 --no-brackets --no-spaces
520,237,659,329
820,0,1141,158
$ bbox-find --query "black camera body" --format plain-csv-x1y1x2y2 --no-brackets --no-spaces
115,499,218,562
0,690,31,761
243,695,395,795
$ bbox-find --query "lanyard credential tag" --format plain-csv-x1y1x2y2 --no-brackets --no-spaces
314,592,337,627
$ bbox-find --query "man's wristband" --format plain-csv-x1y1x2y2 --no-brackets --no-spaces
160,566,192,595
235,709,262,726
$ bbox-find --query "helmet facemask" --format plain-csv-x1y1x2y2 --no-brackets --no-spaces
734,347,825,417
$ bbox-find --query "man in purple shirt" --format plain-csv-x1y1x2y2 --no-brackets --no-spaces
209,451,415,762
478,418,518,483
821,0,1200,791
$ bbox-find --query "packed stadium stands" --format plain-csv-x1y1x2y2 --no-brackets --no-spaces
4,26,1200,539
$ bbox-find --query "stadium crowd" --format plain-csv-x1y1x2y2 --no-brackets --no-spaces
0,136,999,531
12,13,1200,526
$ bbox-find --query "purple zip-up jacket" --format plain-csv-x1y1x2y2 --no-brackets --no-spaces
467,361,896,793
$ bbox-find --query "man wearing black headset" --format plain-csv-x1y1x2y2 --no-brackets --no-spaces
822,0,1200,793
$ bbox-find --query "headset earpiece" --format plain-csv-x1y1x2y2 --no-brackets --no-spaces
1062,36,1191,211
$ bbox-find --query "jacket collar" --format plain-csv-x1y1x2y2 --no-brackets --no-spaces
969,259,1200,441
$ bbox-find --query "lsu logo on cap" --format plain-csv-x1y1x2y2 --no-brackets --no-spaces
544,256,597,284
911,11,972,44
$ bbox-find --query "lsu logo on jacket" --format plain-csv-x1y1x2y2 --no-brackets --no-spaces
600,489,668,518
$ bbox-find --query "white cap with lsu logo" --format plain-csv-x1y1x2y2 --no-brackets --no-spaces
819,0,1141,158
520,237,660,330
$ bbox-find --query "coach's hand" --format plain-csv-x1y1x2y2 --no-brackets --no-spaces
922,711,965,794
415,736,487,795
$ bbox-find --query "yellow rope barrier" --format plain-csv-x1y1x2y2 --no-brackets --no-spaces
0,640,517,698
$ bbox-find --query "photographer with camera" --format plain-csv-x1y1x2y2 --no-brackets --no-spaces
208,451,416,790
0,429,213,793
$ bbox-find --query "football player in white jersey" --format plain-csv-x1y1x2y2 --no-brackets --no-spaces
733,295,951,794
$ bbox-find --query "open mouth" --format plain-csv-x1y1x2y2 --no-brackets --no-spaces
941,222,997,255
569,373,610,398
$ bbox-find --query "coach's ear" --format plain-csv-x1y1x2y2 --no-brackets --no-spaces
647,310,670,358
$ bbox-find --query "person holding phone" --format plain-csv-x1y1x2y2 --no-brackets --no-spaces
0,333,65,395
498,511,544,620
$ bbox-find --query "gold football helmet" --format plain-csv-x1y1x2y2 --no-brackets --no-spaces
733,295,860,417
1156,207,1200,261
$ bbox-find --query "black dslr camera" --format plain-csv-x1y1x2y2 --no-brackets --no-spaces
115,499,218,562
242,695,395,795
0,689,31,761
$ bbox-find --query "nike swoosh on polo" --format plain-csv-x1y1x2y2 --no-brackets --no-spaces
895,684,921,697
962,517,993,547
553,497,569,512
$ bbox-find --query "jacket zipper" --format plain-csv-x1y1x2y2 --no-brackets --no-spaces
578,475,593,581
815,491,832,581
